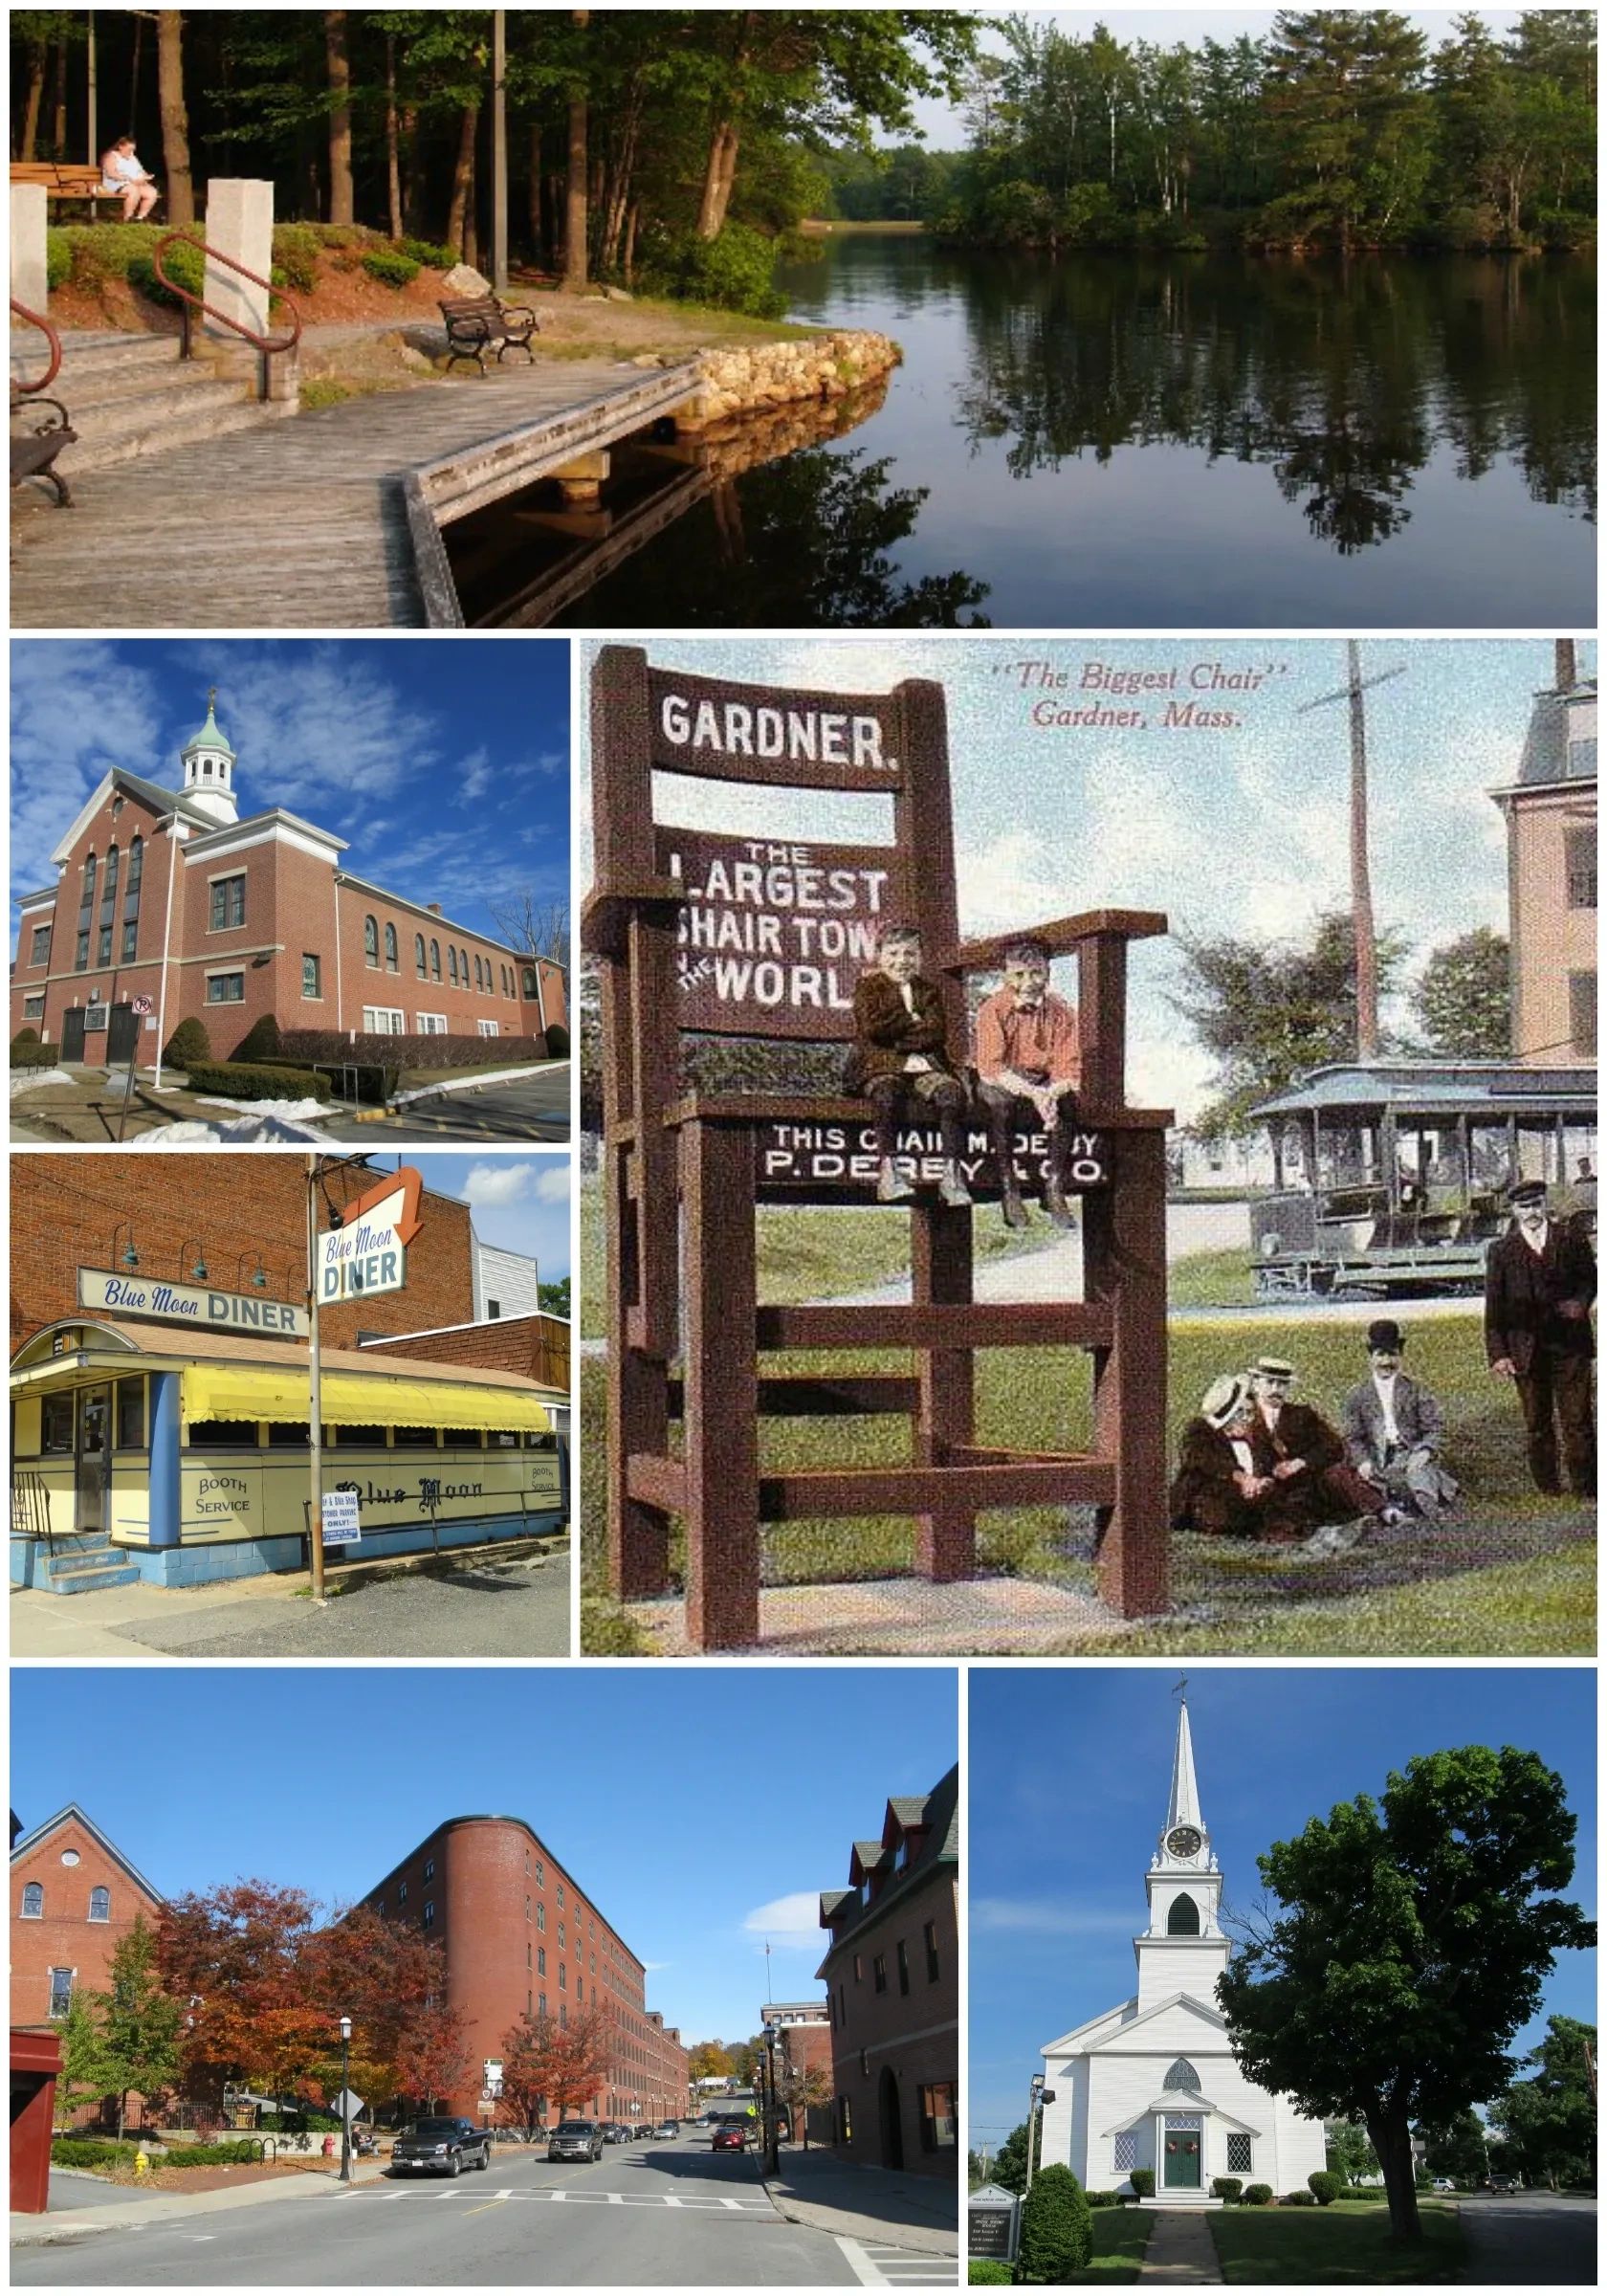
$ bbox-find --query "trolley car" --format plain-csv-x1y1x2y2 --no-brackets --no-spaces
1248,1063,1596,1300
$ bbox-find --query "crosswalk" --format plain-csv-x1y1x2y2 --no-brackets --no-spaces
835,2236,959,2286
372,2184,774,2216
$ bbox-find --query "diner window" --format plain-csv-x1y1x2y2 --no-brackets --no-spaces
30,924,51,965
919,2083,956,2152
206,972,245,1004
268,1422,312,1447
42,1395,73,1454
364,916,379,966
186,1421,259,1448
487,1429,519,1448
49,1969,74,2020
302,953,321,1000
209,874,246,932
21,1883,43,1917
115,1378,146,1451
385,923,399,971
430,938,442,981
332,1424,387,1447
415,933,427,977
89,1888,110,1922
392,1425,439,1448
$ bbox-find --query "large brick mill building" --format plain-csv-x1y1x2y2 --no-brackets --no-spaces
363,1818,689,2127
11,692,566,1061
817,1767,959,2181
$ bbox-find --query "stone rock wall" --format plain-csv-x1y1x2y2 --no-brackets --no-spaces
674,330,899,432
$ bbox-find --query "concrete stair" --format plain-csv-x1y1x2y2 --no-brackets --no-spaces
11,328,285,476
28,1537,143,1596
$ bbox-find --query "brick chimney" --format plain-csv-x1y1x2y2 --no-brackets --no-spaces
1555,639,1577,691
428,902,443,915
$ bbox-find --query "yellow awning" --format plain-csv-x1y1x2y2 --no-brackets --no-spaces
181,1364,551,1434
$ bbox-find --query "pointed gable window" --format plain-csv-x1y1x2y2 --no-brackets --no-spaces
1163,2058,1200,2092
1167,1893,1200,1935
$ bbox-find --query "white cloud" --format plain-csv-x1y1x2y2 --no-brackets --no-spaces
533,1164,571,1204
461,1160,538,1207
971,1898,1137,1937
742,1891,824,1952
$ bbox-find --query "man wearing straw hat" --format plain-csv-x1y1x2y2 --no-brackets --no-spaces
1169,1373,1304,1542
1246,1355,1396,1551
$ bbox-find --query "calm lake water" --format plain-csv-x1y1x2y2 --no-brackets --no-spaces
543,236,1594,630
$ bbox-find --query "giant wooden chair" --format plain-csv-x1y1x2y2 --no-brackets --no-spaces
583,646,1173,1651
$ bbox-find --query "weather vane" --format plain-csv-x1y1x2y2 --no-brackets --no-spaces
1173,1674,1188,1704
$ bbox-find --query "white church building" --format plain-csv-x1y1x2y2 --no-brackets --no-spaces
1036,1698,1328,2206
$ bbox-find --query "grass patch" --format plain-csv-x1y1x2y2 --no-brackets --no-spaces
1169,1246,1255,1307
1207,2196,1464,2283
1071,2204,1154,2281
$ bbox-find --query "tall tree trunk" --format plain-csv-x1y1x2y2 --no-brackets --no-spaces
129,18,143,135
157,12,194,226
50,35,67,160
1366,2100,1421,2243
19,42,47,162
385,35,403,239
399,107,418,232
623,198,639,282
564,10,589,290
527,122,543,263
696,119,739,238
325,11,354,226
447,101,479,256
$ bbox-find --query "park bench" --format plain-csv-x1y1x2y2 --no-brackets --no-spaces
438,293,539,374
9,161,140,216
10,398,77,505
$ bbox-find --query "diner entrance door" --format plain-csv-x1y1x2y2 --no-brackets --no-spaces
75,1386,110,1534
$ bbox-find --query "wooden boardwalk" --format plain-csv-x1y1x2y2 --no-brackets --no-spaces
11,359,698,629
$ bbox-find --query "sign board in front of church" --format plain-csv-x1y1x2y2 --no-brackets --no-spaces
967,2185,1021,2262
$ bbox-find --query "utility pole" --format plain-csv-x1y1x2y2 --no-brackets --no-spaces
1296,644,1408,1063
308,1154,325,1600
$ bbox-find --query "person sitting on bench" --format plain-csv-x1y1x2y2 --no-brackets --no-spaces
974,937,1081,1230
99,137,159,221
844,922,972,1209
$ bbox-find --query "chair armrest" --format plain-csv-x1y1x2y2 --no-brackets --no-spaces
939,908,1168,974
581,878,688,960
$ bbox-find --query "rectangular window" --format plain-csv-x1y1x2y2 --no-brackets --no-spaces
22,993,45,1022
392,1424,437,1448
1565,827,1596,909
302,953,321,1000
209,874,246,932
30,924,51,965
918,2083,956,2152
41,1394,74,1454
76,932,89,972
48,1968,74,2020
872,1954,887,1994
186,1420,259,1449
1113,2131,1137,2175
121,920,138,962
538,1947,546,1976
415,1013,449,1034
423,1900,435,1929
537,1904,545,1931
115,1378,146,1451
399,1881,408,1902
362,1006,405,1034
206,972,245,1004
332,1424,386,1447
1226,2132,1253,2175
924,1920,940,1983
98,926,112,965
1569,971,1596,1058
853,1954,862,1982
896,1941,910,1997
559,1965,567,1990
267,1422,312,1449
476,1018,500,1037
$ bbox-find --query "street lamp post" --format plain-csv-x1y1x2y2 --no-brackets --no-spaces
339,2016,353,2184
1025,2073,1045,2196
762,2024,781,2176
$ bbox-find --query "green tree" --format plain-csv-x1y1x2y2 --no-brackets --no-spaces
1326,2116,1379,2182
1218,1744,1595,2242
1016,2162,1091,2280
1497,2015,1596,2189
1409,928,1511,1057
538,1277,571,1319
1419,2105,1488,2185
987,2109,1040,2195
91,1913,184,2143
53,1992,114,2130
1169,910,1409,1142
1262,11,1431,248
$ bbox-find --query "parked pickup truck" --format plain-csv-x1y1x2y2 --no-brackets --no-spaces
388,2117,493,2177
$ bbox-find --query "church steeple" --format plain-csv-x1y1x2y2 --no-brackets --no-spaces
1134,1689,1229,2007
180,686,239,827
1164,1691,1204,1838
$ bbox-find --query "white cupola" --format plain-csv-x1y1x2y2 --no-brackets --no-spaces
180,688,239,826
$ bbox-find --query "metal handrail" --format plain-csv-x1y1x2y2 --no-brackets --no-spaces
10,298,62,395
152,231,301,401
11,1468,55,1555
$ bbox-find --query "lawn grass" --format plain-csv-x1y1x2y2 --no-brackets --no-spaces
1071,2205,1154,2282
1206,2197,1464,2283
1168,1245,1256,1307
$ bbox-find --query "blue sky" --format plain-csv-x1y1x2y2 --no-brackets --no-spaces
10,1665,957,2050
581,636,1590,1121
365,1152,570,1288
9,638,571,958
906,10,1524,143
969,1667,1597,2157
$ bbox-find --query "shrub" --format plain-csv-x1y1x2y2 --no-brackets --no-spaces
51,2138,141,2168
401,235,457,270
1211,2176,1243,2202
1284,2190,1317,2206
11,1027,39,1049
185,1060,329,1103
542,1022,570,1058
1017,2164,1092,2281
1129,2168,1155,2197
128,234,205,308
11,1041,59,1070
272,224,323,293
1083,2190,1120,2208
1308,2170,1341,2206
46,230,72,292
967,2265,1012,2285
163,2139,264,2167
164,1015,211,1069
1243,2182,1273,2207
639,220,786,318
362,246,420,289
231,1012,284,1064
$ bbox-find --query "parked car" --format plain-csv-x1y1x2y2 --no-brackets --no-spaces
1485,2175,1519,2194
633,2123,652,2139
652,2122,677,2138
547,2120,605,2163
602,2123,629,2145
1431,2178,1456,2195
388,2117,492,2177
712,2124,748,2152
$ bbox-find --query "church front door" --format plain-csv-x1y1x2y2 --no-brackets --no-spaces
1161,2117,1202,2190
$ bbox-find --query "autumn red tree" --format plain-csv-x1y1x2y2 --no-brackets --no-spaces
301,1904,453,2080
393,2002,475,2116
547,2001,614,2115
498,2009,562,2140
158,1881,330,2105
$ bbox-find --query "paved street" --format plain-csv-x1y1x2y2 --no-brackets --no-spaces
11,2138,955,2287
1453,2192,1596,2284
318,1067,571,1144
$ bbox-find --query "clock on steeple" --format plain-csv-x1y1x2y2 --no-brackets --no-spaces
1165,1825,1203,1860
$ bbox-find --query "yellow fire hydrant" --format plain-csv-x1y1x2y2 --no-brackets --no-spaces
133,2149,151,2183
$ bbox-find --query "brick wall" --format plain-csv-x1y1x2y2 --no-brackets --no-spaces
359,1314,570,1396
10,1155,475,1354
11,1813,164,2031
821,1868,958,2177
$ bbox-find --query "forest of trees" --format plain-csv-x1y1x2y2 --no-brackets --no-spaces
938,10,1596,253
9,10,975,306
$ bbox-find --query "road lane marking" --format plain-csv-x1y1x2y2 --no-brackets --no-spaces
607,2191,625,2204
462,2197,511,2218
720,2197,744,2210
665,2196,685,2206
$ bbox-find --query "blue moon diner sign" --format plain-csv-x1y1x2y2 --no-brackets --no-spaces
77,1268,310,1340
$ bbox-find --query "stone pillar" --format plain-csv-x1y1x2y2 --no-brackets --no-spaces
202,178,274,340
11,184,49,316
147,1370,182,1550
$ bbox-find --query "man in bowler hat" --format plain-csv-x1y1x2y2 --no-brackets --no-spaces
1340,1319,1459,1522
1485,1179,1596,1495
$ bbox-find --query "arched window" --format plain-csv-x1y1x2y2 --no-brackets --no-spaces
414,933,427,978
21,1882,43,1917
430,938,441,981
88,1887,110,1922
521,966,538,999
474,953,485,991
384,922,398,971
363,916,379,966
79,851,98,920
449,947,459,985
458,948,469,987
1163,2058,1200,2091
1167,1894,1200,1936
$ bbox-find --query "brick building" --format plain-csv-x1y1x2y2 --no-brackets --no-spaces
817,1766,958,2184
11,1803,164,2033
1490,641,1596,1067
11,692,566,1061
362,1818,689,2128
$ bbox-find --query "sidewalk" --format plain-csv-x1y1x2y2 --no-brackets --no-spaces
11,2160,389,2247
1136,2208,1222,2284
762,2147,959,2257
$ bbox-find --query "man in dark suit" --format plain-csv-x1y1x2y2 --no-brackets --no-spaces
1247,1355,1394,1550
1170,1373,1306,1541
1485,1179,1596,1496
843,923,972,1207
1340,1318,1459,1522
